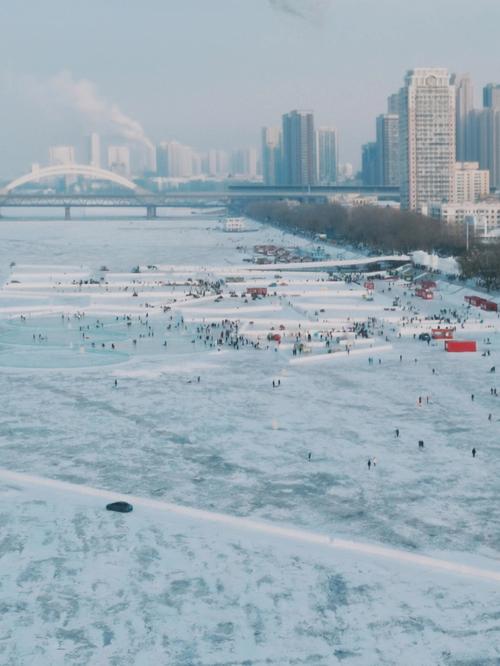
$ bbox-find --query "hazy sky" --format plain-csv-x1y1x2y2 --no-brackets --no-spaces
1,0,499,178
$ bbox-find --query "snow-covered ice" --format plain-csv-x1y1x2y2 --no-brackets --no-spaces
0,212,499,665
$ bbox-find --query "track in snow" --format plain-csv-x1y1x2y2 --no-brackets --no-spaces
1,467,499,584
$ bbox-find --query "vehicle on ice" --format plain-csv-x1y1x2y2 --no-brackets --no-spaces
106,501,133,513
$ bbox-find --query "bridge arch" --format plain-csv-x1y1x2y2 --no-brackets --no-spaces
3,164,140,194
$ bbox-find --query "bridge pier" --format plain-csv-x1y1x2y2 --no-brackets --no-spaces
64,206,71,220
146,205,157,219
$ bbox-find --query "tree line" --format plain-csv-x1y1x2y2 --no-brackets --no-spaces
244,201,500,290
244,202,466,254
458,244,500,291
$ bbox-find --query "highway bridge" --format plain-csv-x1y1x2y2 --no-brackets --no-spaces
0,164,400,218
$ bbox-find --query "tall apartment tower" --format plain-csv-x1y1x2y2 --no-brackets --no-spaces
454,74,475,161
281,110,316,186
156,141,194,178
231,148,258,178
477,108,500,190
86,133,101,169
376,114,400,186
478,83,500,189
156,143,169,177
361,142,378,186
317,127,338,184
261,127,282,185
483,84,500,109
387,93,400,114
399,68,456,210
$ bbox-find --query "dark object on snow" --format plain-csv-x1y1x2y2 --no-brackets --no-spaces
418,440,424,449
418,333,431,342
490,367,496,373
106,501,133,513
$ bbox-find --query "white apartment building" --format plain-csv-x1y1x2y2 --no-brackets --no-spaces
86,133,101,169
454,162,490,203
429,201,500,227
399,68,456,210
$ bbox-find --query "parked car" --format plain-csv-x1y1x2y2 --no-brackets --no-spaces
106,501,133,513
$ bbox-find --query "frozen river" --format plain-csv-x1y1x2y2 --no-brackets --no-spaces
0,210,500,665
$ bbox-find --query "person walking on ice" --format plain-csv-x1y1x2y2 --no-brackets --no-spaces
367,458,372,470
472,448,477,458
395,428,400,438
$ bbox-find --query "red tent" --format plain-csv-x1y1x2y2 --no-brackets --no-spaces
445,340,476,352
416,288,434,300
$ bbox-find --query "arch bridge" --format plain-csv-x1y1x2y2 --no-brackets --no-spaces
0,164,160,219
1,164,141,195
0,166,400,219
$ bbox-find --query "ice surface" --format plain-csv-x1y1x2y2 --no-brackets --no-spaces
0,211,499,664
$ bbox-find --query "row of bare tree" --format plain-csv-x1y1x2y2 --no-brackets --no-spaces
245,202,466,254
244,201,500,290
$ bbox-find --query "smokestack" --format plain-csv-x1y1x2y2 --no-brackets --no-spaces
268,0,330,20
50,71,153,150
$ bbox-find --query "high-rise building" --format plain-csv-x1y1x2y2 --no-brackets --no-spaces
361,142,378,186
454,162,490,203
156,143,169,177
107,146,131,176
261,127,282,185
476,106,500,190
399,68,456,210
191,153,202,177
205,149,229,177
375,114,400,186
231,148,258,178
281,110,316,186
156,141,195,178
483,83,500,109
49,145,75,166
86,133,101,169
454,74,475,162
317,127,338,184
387,93,399,115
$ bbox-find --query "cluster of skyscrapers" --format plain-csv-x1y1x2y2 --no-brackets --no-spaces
49,135,138,178
47,135,260,181
155,143,259,179
362,68,500,218
43,67,500,226
261,111,338,186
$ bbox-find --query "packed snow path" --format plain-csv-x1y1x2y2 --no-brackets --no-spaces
2,467,500,584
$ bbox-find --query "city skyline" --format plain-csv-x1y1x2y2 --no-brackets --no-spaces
1,0,500,178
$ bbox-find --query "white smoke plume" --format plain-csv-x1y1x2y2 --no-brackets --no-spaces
46,71,153,150
269,0,331,20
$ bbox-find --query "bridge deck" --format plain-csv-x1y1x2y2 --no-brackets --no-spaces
0,186,400,208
